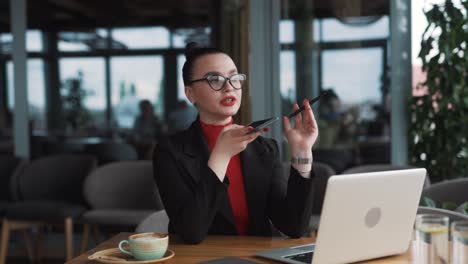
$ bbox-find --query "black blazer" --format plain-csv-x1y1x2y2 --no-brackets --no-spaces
153,119,316,244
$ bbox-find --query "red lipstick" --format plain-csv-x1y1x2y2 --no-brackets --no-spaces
220,96,236,106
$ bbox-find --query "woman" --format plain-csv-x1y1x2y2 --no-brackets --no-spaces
153,43,318,244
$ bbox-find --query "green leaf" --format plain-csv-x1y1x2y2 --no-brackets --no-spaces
421,197,437,207
441,201,458,211
455,202,468,215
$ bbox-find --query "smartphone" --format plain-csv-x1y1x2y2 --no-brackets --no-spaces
247,117,280,133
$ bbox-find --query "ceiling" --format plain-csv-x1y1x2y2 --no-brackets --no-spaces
0,0,213,31
0,0,390,32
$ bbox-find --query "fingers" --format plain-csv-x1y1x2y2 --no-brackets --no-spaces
222,125,250,137
242,129,262,141
222,124,243,132
309,107,318,130
293,103,303,129
283,116,292,133
301,98,313,124
245,131,263,144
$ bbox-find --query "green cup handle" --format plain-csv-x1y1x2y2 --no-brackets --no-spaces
118,240,133,256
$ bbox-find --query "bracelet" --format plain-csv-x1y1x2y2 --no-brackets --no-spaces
291,157,313,164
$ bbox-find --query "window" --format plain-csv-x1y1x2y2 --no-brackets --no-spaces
111,27,170,49
280,20,295,44
111,56,164,128
27,30,43,52
6,59,46,130
280,51,296,105
59,58,106,127
322,48,383,106
280,0,391,164
172,27,211,48
1,30,44,53
320,16,389,42
177,55,189,103
58,30,110,51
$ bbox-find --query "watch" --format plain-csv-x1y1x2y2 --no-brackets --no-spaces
291,157,313,164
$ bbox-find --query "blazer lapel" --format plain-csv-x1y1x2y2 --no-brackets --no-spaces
179,120,209,184
241,140,270,234
179,119,236,230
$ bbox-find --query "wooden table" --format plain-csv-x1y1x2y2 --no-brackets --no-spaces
66,233,414,263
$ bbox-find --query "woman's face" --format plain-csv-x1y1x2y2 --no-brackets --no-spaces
185,53,242,124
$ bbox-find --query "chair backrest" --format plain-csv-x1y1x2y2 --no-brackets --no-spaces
341,164,415,174
135,210,169,233
83,161,163,210
85,142,138,165
341,164,431,188
422,178,468,206
357,141,391,164
16,155,97,203
282,161,336,214
312,148,355,173
0,155,25,201
310,162,337,214
417,206,468,222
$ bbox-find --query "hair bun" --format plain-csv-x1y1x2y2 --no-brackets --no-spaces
185,42,200,58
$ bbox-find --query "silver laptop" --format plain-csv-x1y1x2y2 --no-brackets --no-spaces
256,168,426,264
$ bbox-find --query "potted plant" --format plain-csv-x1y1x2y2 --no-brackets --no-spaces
409,0,468,182
61,71,93,133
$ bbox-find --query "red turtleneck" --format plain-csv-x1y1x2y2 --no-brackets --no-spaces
200,119,249,235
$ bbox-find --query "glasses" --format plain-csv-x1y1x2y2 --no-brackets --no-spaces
188,73,247,91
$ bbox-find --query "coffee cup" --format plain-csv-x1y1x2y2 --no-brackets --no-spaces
118,233,168,260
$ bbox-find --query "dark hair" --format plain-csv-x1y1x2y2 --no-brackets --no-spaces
139,99,152,111
182,42,226,86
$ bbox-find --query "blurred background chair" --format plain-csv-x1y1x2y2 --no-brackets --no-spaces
307,162,336,235
0,155,32,263
0,155,25,216
0,155,96,263
312,148,355,174
80,161,163,252
135,210,169,234
355,141,391,165
341,164,431,188
84,142,138,165
417,206,468,222
421,178,468,207
282,161,336,236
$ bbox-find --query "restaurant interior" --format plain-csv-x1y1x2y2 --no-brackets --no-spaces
0,0,467,263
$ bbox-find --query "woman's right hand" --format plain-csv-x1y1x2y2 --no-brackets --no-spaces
208,125,263,181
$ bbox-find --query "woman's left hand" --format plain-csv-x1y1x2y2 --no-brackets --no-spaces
283,99,319,153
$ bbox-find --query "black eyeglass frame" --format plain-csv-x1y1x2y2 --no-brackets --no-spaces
188,73,247,91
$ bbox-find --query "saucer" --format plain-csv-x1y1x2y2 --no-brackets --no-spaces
88,248,175,263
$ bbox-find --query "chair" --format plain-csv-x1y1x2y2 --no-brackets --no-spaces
417,206,468,222
84,142,138,165
312,148,355,174
282,161,336,235
356,141,391,164
0,155,25,216
0,156,33,262
0,155,96,263
342,164,431,188
135,210,169,233
308,162,336,234
80,161,163,252
421,178,468,207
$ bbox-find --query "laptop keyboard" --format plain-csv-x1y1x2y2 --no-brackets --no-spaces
284,252,313,263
